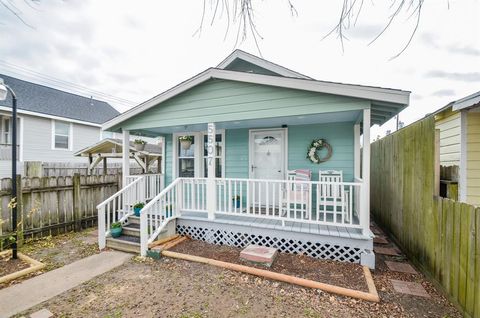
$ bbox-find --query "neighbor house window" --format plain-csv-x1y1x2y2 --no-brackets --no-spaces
203,133,223,178
1,117,11,144
53,120,71,150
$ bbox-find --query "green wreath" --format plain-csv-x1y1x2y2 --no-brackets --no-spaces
306,139,332,164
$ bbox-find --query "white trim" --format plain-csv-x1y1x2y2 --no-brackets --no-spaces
459,111,467,202
102,68,410,131
0,105,102,127
248,128,288,180
19,116,24,162
354,124,360,179
216,50,312,79
122,130,130,187
361,109,371,235
51,119,73,151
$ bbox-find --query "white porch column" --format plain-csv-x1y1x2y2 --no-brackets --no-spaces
122,129,130,188
361,109,371,235
354,124,361,179
206,123,216,220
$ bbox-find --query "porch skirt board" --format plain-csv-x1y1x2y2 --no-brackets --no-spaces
176,218,372,264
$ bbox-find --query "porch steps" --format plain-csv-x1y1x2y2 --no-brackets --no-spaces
106,215,168,254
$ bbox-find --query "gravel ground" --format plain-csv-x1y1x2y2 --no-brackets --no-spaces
13,229,462,318
0,228,99,290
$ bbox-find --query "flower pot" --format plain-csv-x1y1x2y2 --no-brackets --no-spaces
134,143,145,151
233,200,240,209
180,140,192,150
111,227,122,238
134,207,142,217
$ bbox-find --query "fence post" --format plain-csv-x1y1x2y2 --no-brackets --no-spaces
73,173,82,232
15,175,24,247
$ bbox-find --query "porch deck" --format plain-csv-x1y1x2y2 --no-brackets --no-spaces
179,211,370,240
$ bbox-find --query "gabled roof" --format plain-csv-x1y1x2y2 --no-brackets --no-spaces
74,138,162,157
0,74,120,124
217,50,312,79
104,66,410,130
452,90,480,111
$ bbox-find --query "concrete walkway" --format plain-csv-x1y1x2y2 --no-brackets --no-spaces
0,251,132,318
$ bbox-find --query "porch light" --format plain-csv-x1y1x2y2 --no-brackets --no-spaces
0,78,19,259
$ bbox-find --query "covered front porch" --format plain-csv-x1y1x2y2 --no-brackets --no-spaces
97,58,409,268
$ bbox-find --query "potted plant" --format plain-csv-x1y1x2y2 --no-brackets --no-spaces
133,139,146,151
232,195,241,209
133,202,145,217
179,136,193,150
110,222,123,238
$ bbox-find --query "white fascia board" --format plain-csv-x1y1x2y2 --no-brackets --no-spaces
0,105,102,127
216,50,311,79
452,91,480,111
103,68,410,131
213,69,410,106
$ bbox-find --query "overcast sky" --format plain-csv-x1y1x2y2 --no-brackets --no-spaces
0,0,479,138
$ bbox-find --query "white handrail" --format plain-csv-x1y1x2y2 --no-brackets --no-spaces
139,178,183,256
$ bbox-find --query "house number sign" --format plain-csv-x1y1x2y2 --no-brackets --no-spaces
207,123,215,167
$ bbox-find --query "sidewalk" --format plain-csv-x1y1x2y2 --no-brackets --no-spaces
0,251,132,318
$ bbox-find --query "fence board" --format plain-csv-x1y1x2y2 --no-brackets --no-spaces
371,116,480,318
0,174,119,248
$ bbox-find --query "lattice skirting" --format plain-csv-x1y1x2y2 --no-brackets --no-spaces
176,222,367,264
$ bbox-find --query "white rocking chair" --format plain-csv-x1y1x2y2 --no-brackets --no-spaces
283,169,311,219
317,170,350,223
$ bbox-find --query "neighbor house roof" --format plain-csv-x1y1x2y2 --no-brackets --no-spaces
452,90,480,111
0,74,119,125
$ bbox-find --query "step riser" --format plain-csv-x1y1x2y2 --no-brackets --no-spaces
122,228,140,237
106,240,140,253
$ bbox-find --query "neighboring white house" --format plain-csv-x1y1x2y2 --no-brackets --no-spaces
435,90,480,206
0,74,120,178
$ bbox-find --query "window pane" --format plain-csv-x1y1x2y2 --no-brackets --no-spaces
179,158,194,177
178,136,195,157
204,158,222,178
203,134,222,156
55,121,70,135
102,131,113,139
55,135,69,149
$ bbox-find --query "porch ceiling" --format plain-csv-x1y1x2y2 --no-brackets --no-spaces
128,110,361,136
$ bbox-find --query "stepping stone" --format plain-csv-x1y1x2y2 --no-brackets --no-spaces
374,246,401,256
30,309,53,318
391,280,430,298
373,236,389,244
240,244,278,267
385,261,418,274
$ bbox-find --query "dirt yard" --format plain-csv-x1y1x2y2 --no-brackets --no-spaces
0,228,99,289
13,229,462,318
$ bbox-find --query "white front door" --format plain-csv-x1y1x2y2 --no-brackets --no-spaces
249,129,287,208
250,129,286,180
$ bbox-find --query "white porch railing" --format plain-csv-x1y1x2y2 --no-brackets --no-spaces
97,173,164,250
214,178,364,229
103,176,367,256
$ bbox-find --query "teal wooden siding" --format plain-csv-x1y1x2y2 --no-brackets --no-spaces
115,79,368,131
164,123,354,185
225,128,249,178
164,134,173,185
287,123,354,182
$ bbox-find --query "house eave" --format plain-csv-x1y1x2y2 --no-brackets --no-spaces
103,68,410,131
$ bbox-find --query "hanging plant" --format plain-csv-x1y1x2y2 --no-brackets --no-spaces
179,135,193,150
306,138,332,164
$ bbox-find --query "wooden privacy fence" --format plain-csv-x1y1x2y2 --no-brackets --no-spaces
371,116,480,318
0,174,119,248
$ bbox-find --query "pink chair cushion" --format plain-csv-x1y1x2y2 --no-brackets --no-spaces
295,169,311,181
